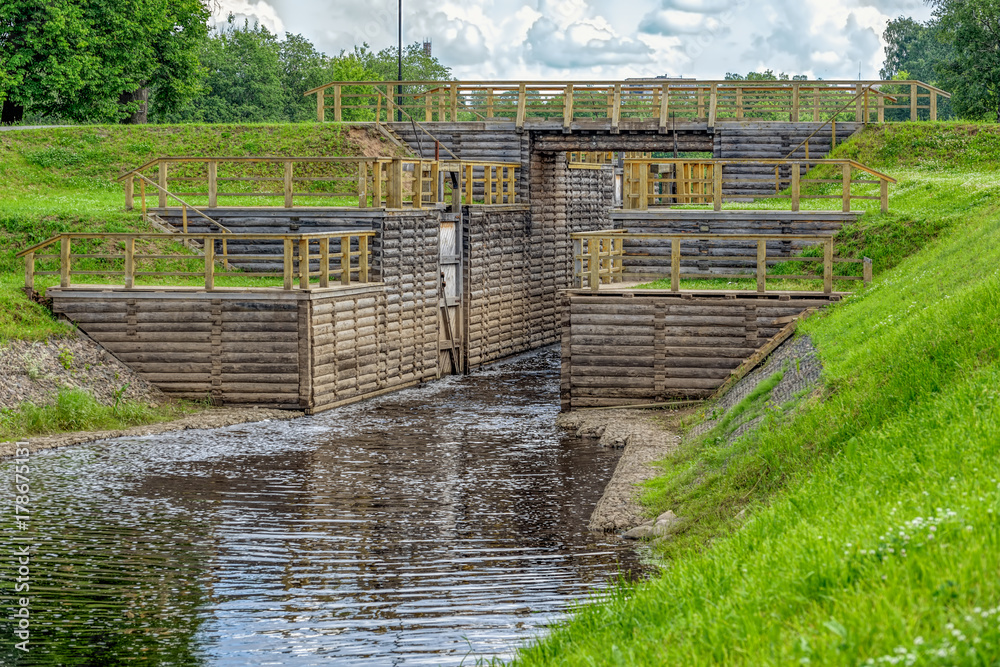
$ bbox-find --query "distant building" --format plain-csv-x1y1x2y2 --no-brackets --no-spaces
423,40,432,57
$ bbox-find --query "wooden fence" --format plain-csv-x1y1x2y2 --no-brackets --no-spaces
572,231,871,295
17,231,376,292
621,158,895,213
120,157,520,212
304,79,950,129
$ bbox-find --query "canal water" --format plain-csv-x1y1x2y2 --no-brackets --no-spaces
1,348,641,666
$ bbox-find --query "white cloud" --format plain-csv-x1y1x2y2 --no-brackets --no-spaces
214,0,286,34
253,0,938,81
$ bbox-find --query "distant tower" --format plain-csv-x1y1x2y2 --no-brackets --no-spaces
423,39,432,57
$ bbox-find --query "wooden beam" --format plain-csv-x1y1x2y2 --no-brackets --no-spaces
359,234,369,282
283,239,293,290
670,238,680,292
910,83,918,121
658,83,669,133
284,161,293,208
823,238,834,294
756,239,766,293
204,238,215,290
157,162,167,208
341,234,351,285
563,83,574,132
842,162,852,212
319,237,330,288
207,161,218,208
316,88,325,122
611,84,621,134
60,236,71,288
333,85,342,122
299,239,309,290
516,84,526,130
791,163,801,212
24,252,34,293
124,237,135,289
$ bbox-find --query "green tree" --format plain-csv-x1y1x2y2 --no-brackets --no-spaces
279,33,330,121
930,0,1000,121
0,0,209,123
351,42,452,82
162,19,285,123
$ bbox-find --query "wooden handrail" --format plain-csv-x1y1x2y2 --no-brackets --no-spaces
121,156,520,211
305,79,950,125
19,231,378,292
620,157,894,213
571,231,871,295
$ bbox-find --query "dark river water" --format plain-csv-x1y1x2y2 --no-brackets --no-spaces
1,348,641,666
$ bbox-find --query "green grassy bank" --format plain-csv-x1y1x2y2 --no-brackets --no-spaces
0,123,392,341
514,124,1000,665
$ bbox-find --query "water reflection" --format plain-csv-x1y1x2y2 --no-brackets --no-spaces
1,348,639,665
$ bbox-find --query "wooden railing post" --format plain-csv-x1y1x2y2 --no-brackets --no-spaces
334,85,342,122
358,160,368,207
863,257,873,286
157,161,167,208
791,83,800,122
486,87,495,118
670,237,681,292
611,84,622,134
708,83,718,128
756,239,767,293
208,160,218,208
573,237,583,288
182,205,188,233
659,83,669,132
855,83,864,122
125,176,134,210
516,84,526,130
878,91,885,123
60,236,71,288
387,158,403,208
910,83,918,121
823,238,834,294
341,234,352,285
283,239,293,290
737,85,745,120
563,83,574,131
881,178,889,214
299,239,310,289
359,234,369,282
791,164,801,212
320,237,330,288
842,163,852,212
124,237,135,289
24,252,34,292
450,84,459,122
139,178,146,219
587,236,601,292
413,160,424,210
316,88,325,122
429,161,440,205
465,163,474,205
639,161,649,210
713,164,723,212
283,160,293,208
204,237,215,290
930,89,938,121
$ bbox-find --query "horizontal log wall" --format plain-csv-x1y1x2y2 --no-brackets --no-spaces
612,210,858,276
51,292,309,408
560,291,839,409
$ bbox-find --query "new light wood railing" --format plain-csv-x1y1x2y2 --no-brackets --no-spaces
572,231,872,295
17,231,376,292
120,157,520,211
305,79,950,129
621,158,896,213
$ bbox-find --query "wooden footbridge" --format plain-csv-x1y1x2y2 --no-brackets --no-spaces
17,78,946,413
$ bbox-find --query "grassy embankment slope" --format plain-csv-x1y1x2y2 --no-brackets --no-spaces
514,123,1000,665
0,123,393,439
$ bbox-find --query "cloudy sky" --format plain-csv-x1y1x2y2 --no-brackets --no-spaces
215,0,934,80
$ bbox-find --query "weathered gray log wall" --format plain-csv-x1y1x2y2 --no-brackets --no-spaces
310,209,441,411
560,291,841,409
612,210,858,276
50,210,443,414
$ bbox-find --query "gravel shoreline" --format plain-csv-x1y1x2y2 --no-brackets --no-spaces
558,409,683,533
0,407,303,458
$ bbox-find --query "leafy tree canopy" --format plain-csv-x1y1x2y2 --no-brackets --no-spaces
724,70,808,81
0,0,209,123
929,0,1000,122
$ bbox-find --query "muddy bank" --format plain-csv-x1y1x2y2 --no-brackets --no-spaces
0,407,302,458
558,409,683,533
